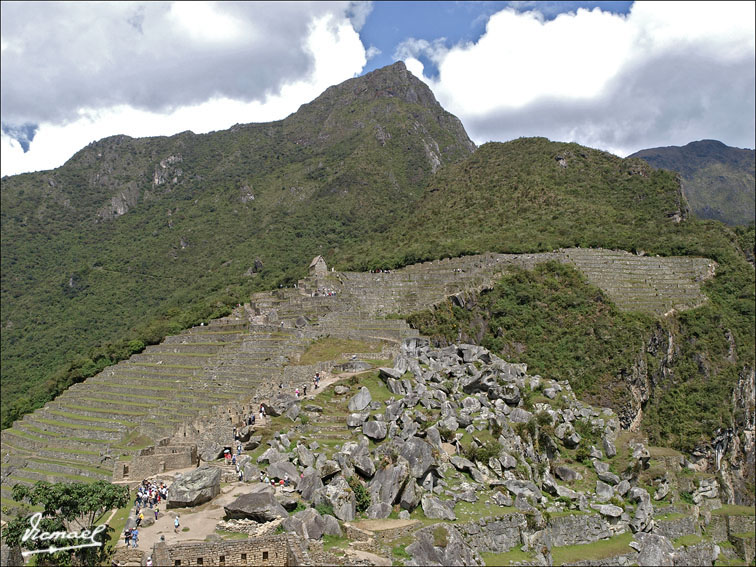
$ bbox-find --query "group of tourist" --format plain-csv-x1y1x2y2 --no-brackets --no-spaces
123,479,170,549
311,287,337,297
258,470,293,491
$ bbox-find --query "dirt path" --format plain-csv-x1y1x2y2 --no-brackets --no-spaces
349,518,419,532
118,481,252,551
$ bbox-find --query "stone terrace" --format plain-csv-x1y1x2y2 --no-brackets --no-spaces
0,248,715,511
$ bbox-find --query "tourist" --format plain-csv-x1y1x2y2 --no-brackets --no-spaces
259,471,264,482
124,528,131,548
136,511,143,528
146,557,153,567
295,388,299,398
131,528,138,548
232,453,236,466
303,385,307,397
238,469,244,482
155,506,159,521
174,515,180,533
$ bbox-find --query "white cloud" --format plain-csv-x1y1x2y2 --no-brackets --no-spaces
401,1,755,155
0,2,367,176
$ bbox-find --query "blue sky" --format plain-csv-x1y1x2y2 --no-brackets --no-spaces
359,1,634,76
1,1,753,176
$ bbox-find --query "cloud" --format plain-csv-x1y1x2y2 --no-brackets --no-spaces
0,2,368,175
401,1,755,155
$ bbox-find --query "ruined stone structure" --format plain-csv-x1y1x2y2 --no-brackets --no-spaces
112,441,197,482
151,534,305,566
308,256,327,278
0,248,717,506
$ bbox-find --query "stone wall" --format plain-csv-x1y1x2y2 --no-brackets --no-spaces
549,513,612,547
112,443,197,481
455,514,527,553
152,534,296,566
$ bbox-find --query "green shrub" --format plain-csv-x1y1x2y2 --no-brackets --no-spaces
347,476,371,513
315,503,335,517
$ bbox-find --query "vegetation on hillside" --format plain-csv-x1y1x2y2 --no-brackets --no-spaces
336,139,713,270
0,62,474,428
408,252,754,451
1,65,752,456
629,139,755,226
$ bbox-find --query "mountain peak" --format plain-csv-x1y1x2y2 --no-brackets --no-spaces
295,61,442,116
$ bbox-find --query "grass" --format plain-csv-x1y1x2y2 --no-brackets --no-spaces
33,417,121,432
22,467,99,483
105,502,133,554
215,529,249,540
711,505,755,517
551,532,634,566
295,337,385,366
453,499,519,522
674,534,706,548
481,548,537,566
322,533,350,551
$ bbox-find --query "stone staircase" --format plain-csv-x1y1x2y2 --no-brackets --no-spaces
1,248,715,512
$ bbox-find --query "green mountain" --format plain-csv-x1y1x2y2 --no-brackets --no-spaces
0,61,475,427
1,63,753,460
629,140,755,226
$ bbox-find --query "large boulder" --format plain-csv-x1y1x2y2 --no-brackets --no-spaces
346,412,369,427
283,508,326,540
298,471,324,502
407,524,479,566
399,479,421,511
257,447,286,465
198,441,225,462
400,436,436,479
461,371,498,394
363,420,388,441
420,495,456,520
366,502,393,519
348,387,372,412
267,460,299,484
369,456,410,505
296,444,316,468
504,479,542,501
224,491,288,522
632,533,675,566
322,514,342,536
318,460,341,481
322,475,356,522
166,466,221,508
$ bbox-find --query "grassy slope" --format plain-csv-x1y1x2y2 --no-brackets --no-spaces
336,138,710,269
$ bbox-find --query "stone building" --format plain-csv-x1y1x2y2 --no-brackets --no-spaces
308,256,327,278
151,534,304,566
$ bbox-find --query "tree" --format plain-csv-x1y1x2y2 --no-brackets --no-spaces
4,481,129,566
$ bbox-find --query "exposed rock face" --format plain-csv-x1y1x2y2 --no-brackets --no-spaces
632,532,675,566
369,457,410,506
399,436,436,479
283,507,326,540
407,524,480,566
421,494,456,520
166,465,221,508
224,491,288,522
298,471,324,501
321,475,357,522
363,420,388,440
348,387,372,412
